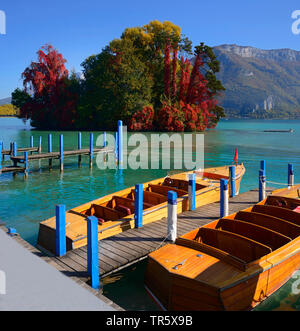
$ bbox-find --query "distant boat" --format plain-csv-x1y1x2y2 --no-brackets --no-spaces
263,129,294,133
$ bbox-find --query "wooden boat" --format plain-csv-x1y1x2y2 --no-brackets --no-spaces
263,129,294,133
37,164,245,254
144,194,300,311
271,184,300,200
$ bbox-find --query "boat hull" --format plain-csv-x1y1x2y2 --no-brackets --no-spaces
37,165,245,254
144,191,300,311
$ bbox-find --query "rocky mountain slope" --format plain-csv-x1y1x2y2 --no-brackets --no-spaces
213,45,300,118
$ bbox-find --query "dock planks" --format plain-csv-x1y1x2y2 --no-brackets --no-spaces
11,147,113,162
47,188,272,284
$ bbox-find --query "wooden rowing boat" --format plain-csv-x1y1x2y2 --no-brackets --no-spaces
271,184,300,199
144,193,300,311
37,164,245,254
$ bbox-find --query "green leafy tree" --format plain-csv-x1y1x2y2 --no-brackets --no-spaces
194,43,226,122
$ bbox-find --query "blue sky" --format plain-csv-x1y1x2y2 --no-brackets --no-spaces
0,0,300,99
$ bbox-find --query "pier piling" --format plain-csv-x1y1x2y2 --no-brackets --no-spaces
59,135,64,172
24,152,28,178
288,164,294,187
188,173,196,211
78,132,82,167
229,166,236,198
115,132,118,160
118,120,123,166
48,134,53,169
167,191,177,243
38,136,42,153
55,205,66,257
259,169,266,201
0,141,2,173
220,179,229,217
134,184,143,228
89,133,93,168
87,216,99,290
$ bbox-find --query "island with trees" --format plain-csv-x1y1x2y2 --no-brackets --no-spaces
12,20,225,132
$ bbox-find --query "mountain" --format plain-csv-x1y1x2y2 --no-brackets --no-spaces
0,97,11,105
213,44,300,118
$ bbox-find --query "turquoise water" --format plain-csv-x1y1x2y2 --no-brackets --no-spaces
1,117,300,310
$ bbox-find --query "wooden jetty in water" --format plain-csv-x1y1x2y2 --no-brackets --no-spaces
39,188,264,286
0,132,116,176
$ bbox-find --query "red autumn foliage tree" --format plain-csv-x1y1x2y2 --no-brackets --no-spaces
171,48,178,99
129,106,154,131
164,42,171,98
16,44,78,129
155,47,217,132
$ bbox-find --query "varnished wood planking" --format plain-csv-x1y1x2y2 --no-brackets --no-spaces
51,188,263,283
38,165,246,253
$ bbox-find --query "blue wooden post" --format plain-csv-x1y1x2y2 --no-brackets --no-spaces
118,120,123,165
229,166,236,198
78,132,82,150
103,132,107,148
29,136,33,156
60,134,64,172
48,134,52,153
0,141,2,173
13,142,17,157
77,132,82,167
38,136,42,153
115,132,118,159
56,205,66,257
89,133,93,168
260,160,266,173
288,164,294,187
188,173,196,211
220,179,229,218
167,191,177,242
8,227,17,236
1,142,3,162
259,169,266,202
134,184,143,228
24,152,29,178
87,216,99,290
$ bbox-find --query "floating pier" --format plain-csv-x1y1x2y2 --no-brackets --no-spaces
39,188,274,288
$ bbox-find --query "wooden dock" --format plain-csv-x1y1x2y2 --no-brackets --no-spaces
44,188,271,285
11,147,113,164
2,146,40,157
1,147,114,176
0,166,25,174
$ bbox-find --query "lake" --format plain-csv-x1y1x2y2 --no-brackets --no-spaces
0,117,299,311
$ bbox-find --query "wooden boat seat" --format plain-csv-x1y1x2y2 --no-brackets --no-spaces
252,205,300,226
85,204,122,221
212,218,291,251
176,227,272,270
176,237,248,271
113,195,154,211
234,211,300,240
148,184,187,197
115,205,131,216
112,196,135,214
265,195,300,210
195,228,272,263
162,178,206,191
142,190,167,205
